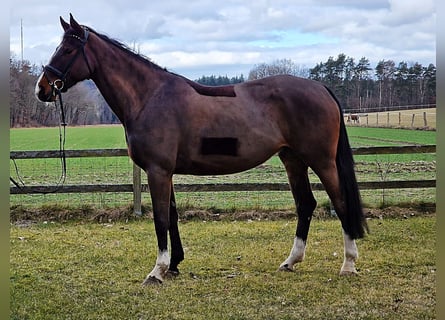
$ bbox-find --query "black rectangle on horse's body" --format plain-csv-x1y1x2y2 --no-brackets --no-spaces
201,137,239,156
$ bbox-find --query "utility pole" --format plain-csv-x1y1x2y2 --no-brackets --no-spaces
20,19,24,64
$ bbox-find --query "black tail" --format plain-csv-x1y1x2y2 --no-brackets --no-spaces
325,86,368,239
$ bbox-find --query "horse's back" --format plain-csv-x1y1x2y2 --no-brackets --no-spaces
237,75,340,125
238,75,336,110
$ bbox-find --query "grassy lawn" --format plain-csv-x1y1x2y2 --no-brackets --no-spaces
10,216,436,319
9,125,127,150
9,125,437,318
10,125,435,151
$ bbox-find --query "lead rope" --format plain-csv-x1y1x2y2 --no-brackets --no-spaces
10,88,67,194
54,87,68,190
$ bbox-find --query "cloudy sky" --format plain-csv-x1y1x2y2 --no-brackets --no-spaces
10,0,436,80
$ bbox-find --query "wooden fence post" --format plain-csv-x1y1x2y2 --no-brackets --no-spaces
411,114,415,127
423,112,427,127
133,163,142,215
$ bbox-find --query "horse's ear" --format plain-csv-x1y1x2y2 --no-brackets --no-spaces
69,13,83,34
60,16,70,32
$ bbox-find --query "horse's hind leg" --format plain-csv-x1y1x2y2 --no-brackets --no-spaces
278,148,317,272
311,162,359,275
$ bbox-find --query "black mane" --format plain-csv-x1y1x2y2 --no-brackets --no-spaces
80,25,236,97
82,26,167,72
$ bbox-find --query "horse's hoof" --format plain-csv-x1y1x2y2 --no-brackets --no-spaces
278,264,294,272
166,270,180,279
142,276,163,286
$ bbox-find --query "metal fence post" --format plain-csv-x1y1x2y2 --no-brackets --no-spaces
133,162,142,215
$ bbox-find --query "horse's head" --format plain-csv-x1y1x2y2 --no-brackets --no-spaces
35,14,93,102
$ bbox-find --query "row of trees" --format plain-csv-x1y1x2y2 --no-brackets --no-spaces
248,58,309,79
10,53,435,127
196,74,245,86
248,54,436,112
10,55,119,127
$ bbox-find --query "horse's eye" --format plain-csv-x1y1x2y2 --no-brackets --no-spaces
63,48,74,55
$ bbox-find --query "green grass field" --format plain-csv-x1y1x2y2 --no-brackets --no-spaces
10,125,436,211
10,216,436,319
9,125,127,150
10,124,436,150
9,124,436,319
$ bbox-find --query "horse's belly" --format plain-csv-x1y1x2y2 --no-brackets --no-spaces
175,152,275,175
174,114,287,175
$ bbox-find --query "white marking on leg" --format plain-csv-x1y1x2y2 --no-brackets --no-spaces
35,73,44,98
144,249,170,283
279,237,306,271
340,231,358,275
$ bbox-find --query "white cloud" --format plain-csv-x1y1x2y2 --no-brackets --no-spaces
10,0,436,79
153,50,262,69
385,0,435,26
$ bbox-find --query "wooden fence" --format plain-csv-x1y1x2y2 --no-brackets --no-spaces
10,145,436,214
345,110,436,129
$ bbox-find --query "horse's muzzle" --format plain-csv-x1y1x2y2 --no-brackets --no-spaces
36,86,56,102
35,73,56,102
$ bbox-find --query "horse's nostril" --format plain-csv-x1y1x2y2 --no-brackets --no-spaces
36,87,49,102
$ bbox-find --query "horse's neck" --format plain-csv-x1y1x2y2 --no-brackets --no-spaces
89,39,169,123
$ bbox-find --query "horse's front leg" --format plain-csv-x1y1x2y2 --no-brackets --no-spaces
167,184,184,276
142,168,172,285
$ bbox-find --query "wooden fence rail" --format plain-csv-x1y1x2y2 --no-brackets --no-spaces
10,145,436,214
9,145,437,160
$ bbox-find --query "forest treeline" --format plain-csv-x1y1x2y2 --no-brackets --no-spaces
10,53,435,127
246,55,436,112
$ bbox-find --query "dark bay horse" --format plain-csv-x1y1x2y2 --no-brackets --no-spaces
36,14,368,285
347,114,360,124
